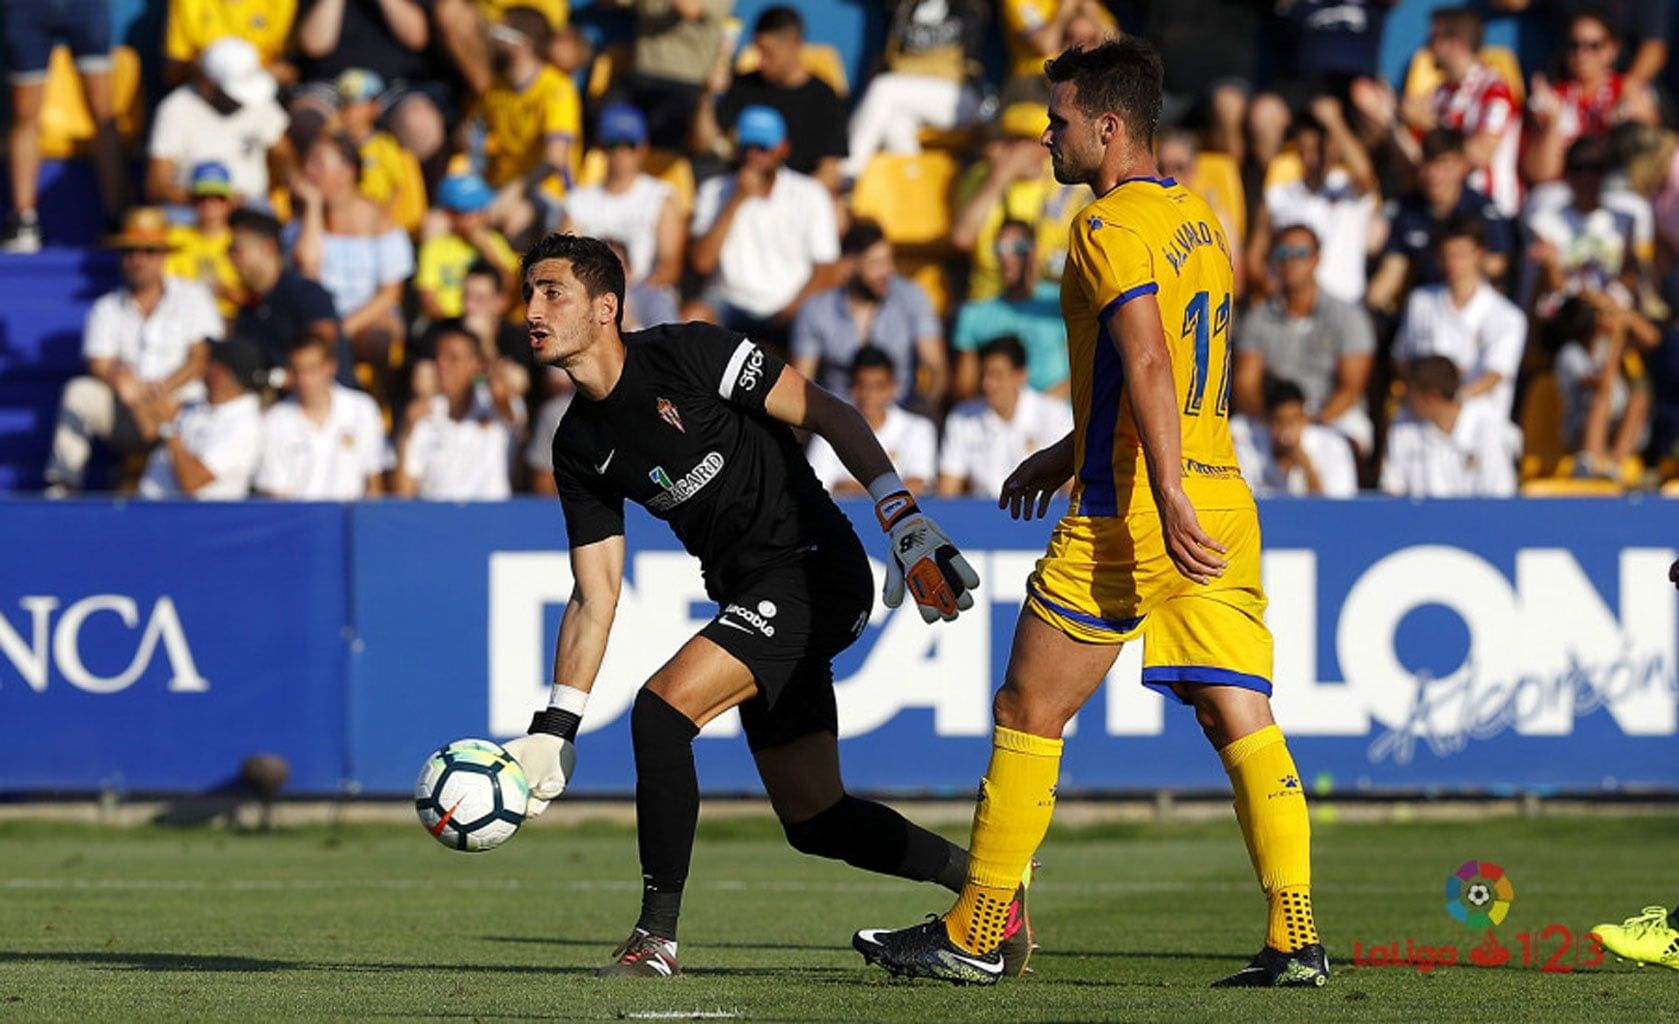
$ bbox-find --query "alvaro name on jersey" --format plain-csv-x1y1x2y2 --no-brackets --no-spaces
1061,175,1253,517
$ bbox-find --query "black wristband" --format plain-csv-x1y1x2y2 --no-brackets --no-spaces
529,707,581,742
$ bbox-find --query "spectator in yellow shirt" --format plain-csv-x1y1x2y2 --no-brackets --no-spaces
164,0,298,85
334,69,427,234
478,6,580,245
165,162,245,317
416,173,518,320
434,0,571,95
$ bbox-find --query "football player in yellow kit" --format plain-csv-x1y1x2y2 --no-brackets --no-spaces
853,38,1327,988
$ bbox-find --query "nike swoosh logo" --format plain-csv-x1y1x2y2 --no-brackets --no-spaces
945,952,1002,975
595,450,615,474
716,618,754,634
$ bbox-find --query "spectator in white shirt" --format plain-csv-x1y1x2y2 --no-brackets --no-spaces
1524,136,1649,311
1394,214,1527,422
146,38,293,209
807,347,937,496
562,104,683,309
1249,99,1380,305
1381,356,1518,498
138,334,266,500
937,335,1074,499
1234,379,1358,498
687,105,840,349
394,322,523,500
45,207,225,494
256,335,387,500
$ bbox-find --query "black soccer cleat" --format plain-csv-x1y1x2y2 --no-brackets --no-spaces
1211,943,1329,988
853,916,1004,985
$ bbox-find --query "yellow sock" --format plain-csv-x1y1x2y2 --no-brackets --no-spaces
1218,724,1318,952
943,726,1062,954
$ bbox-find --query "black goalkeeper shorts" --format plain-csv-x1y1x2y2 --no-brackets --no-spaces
698,531,874,752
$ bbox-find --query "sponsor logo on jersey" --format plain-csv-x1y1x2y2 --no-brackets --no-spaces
647,452,725,512
735,347,766,392
656,397,685,433
723,603,776,637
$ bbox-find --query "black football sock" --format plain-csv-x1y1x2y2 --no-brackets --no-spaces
631,689,700,941
782,794,970,893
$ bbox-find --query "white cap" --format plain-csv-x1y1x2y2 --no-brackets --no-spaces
200,37,277,107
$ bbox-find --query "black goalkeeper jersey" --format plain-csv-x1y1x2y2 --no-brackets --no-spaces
550,322,858,599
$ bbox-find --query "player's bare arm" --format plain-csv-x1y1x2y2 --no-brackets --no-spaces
999,430,1075,521
762,366,981,623
1111,293,1227,585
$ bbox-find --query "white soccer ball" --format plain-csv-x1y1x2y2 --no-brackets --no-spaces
414,739,529,852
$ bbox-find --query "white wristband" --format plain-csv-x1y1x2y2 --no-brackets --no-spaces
865,471,908,503
547,683,589,716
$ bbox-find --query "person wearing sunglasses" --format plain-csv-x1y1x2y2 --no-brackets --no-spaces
1524,11,1658,184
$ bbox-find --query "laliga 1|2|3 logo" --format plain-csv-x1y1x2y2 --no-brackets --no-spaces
1351,860,1604,973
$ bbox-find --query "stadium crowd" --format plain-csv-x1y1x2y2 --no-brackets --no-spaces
10,0,1679,500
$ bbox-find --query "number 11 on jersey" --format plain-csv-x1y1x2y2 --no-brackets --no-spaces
1180,290,1232,418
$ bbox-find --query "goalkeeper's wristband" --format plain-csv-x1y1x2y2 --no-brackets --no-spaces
528,683,589,741
867,472,918,531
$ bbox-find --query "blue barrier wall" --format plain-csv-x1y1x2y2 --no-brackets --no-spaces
2,498,1675,795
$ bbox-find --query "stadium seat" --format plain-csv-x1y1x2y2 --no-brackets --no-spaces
896,256,952,317
734,42,849,98
1193,151,1247,241
37,45,146,160
1403,46,1527,105
575,147,695,214
1518,372,1565,479
587,43,634,100
1520,477,1625,497
851,152,960,250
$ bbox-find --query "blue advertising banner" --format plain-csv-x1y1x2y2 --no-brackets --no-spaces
3,498,1675,795
0,501,350,792
349,498,1679,797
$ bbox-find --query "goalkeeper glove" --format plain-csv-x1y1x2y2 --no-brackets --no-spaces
874,484,980,623
504,702,580,816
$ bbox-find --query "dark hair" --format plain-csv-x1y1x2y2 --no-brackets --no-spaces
1566,135,1612,174
1264,377,1307,413
1409,355,1461,400
314,132,363,180
978,334,1027,370
849,345,896,380
429,318,484,359
1043,37,1164,145
1421,127,1466,162
520,232,627,328
1275,222,1321,251
1568,10,1618,43
754,4,803,38
1540,296,1597,355
229,208,282,244
502,6,553,51
1434,212,1484,250
1430,6,1483,50
290,332,338,363
464,258,504,291
997,218,1035,240
842,218,886,257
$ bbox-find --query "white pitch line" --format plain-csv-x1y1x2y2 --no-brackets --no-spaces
621,1012,741,1020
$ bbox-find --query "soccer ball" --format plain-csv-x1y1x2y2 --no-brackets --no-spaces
414,739,529,852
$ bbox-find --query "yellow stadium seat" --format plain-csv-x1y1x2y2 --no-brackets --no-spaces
851,152,960,250
575,147,695,215
1520,477,1625,497
588,42,634,100
1192,151,1247,241
916,125,979,152
734,42,849,98
1402,45,1526,105
1518,372,1565,479
897,256,952,317
37,45,145,160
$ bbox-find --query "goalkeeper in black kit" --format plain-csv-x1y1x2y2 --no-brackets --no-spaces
498,234,1032,979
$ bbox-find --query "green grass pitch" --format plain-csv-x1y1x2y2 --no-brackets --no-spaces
2,813,1677,1021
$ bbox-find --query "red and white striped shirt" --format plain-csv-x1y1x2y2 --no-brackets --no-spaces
1431,62,1521,217
1551,74,1626,145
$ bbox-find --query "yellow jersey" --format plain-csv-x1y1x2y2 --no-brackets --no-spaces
957,164,1088,301
475,0,568,28
165,0,296,65
165,225,242,318
480,65,581,190
1000,0,1118,81
356,131,426,234
416,231,517,317
1061,176,1250,517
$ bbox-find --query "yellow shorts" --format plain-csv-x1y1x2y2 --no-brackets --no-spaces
1024,505,1273,704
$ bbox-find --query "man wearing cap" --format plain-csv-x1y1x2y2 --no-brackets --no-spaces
334,68,427,234
166,162,244,318
147,37,294,209
951,100,1090,302
137,334,267,501
45,208,226,494
689,105,841,349
417,173,518,320
563,104,683,307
